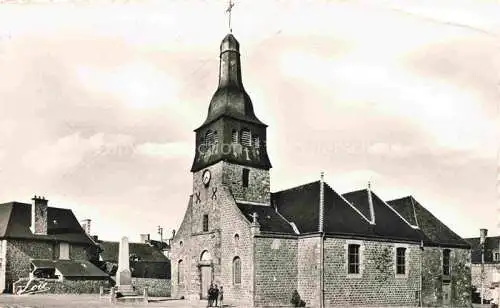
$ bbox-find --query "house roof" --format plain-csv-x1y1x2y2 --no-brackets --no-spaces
388,196,470,249
98,241,169,262
236,202,296,234
31,259,109,279
0,202,94,245
464,236,500,264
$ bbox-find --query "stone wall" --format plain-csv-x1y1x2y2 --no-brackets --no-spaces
131,278,171,297
221,162,270,204
323,238,420,307
297,236,320,307
13,277,110,294
421,247,471,307
5,240,93,293
254,236,298,307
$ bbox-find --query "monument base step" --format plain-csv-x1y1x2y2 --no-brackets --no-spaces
115,296,147,304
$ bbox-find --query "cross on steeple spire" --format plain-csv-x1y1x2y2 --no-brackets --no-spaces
226,0,235,33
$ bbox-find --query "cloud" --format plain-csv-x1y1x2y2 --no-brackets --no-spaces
22,133,135,175
136,142,191,159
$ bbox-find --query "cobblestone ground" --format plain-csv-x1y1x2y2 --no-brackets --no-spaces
0,294,235,308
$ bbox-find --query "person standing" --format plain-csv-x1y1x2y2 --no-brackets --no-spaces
207,283,214,307
218,286,224,308
214,284,219,307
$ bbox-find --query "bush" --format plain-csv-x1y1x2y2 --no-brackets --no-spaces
291,290,306,307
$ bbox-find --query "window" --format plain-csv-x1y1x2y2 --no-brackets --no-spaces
348,244,360,274
59,242,70,260
443,249,451,276
205,130,217,148
495,252,500,262
203,214,209,232
233,257,241,284
240,129,251,147
232,130,238,143
252,135,260,148
242,168,249,187
396,247,406,275
178,260,184,284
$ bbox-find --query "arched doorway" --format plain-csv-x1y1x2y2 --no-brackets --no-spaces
199,250,212,299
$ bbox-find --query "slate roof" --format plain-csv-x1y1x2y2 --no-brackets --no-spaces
237,202,296,234
0,202,94,245
388,196,470,249
266,181,422,242
464,236,500,264
31,259,109,279
98,241,169,262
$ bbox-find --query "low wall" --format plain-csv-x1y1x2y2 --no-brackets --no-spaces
13,278,111,295
131,278,171,297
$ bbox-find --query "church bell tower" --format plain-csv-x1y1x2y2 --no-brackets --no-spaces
191,33,272,205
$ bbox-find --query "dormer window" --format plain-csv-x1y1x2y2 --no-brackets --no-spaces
241,129,251,147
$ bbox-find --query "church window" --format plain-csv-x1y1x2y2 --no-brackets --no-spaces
253,135,260,148
443,249,451,276
205,130,217,147
396,247,406,275
348,244,360,274
178,260,184,284
232,130,239,143
203,214,209,232
233,256,241,285
242,168,249,187
495,252,500,262
240,129,251,146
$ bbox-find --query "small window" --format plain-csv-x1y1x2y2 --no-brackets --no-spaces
59,242,70,260
232,130,238,143
178,260,184,284
233,256,241,284
443,249,451,276
240,129,251,146
234,234,240,241
179,241,183,248
494,252,500,262
348,244,360,274
396,247,406,275
242,168,249,187
203,214,209,232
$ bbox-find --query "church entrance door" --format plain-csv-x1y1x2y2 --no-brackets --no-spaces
200,265,212,299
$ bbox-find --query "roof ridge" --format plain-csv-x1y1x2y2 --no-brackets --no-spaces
373,192,420,230
387,195,413,203
327,184,372,224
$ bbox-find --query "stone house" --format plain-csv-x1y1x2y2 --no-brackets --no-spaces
95,235,171,296
465,233,500,301
170,32,472,307
0,196,109,294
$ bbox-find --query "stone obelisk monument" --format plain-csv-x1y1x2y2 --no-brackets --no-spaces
116,236,135,295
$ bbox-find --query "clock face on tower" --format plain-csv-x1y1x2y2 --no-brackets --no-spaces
202,169,211,187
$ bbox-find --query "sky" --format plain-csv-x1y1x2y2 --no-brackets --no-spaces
0,0,498,242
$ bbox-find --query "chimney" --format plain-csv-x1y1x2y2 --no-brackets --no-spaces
140,234,150,243
480,228,488,245
81,219,91,235
31,195,48,235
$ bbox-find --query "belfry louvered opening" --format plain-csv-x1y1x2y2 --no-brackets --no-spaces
240,129,251,146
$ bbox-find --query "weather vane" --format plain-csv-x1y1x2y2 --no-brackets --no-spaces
226,0,235,33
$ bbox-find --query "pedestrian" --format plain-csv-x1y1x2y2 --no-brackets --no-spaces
207,283,214,307
214,284,219,307
219,286,224,308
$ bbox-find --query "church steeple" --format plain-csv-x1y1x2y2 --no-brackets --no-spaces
191,33,271,173
200,34,264,127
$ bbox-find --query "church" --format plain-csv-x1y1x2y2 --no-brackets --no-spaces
170,32,472,307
